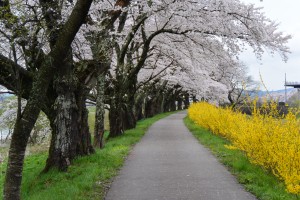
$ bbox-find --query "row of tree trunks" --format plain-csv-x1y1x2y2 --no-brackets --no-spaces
143,89,191,118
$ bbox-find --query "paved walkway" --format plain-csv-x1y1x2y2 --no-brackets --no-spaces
105,111,257,200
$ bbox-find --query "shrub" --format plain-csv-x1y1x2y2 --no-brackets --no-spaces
188,101,300,194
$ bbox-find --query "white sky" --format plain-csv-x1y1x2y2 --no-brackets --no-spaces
239,0,300,91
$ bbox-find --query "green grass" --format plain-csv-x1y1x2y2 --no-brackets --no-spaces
0,111,176,200
184,116,300,200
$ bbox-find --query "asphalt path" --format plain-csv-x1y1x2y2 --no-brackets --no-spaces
105,111,257,200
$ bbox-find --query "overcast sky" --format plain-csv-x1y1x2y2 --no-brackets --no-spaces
239,0,300,91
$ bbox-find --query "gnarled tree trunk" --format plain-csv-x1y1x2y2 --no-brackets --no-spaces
94,73,105,148
109,96,124,137
3,0,95,198
46,93,78,171
44,51,94,172
44,84,94,172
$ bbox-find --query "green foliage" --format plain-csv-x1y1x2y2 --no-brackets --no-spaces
184,117,299,200
0,111,175,200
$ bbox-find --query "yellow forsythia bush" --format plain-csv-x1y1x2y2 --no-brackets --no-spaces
188,102,300,194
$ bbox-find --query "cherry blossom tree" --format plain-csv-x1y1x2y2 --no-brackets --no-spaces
0,0,94,198
121,0,289,106
0,0,292,198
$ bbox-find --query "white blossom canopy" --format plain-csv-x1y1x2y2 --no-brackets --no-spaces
0,0,291,102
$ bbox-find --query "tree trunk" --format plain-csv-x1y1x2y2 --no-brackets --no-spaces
109,76,137,136
43,48,87,172
93,74,105,148
134,94,144,121
192,95,198,103
3,57,54,200
145,98,154,118
76,85,94,155
44,84,94,172
3,110,40,200
109,98,124,137
123,95,136,130
154,97,163,115
163,100,170,112
52,57,77,170
3,0,94,197
177,98,183,110
160,94,166,113
170,98,176,111
123,107,136,130
48,92,77,171
184,94,190,109
145,95,163,118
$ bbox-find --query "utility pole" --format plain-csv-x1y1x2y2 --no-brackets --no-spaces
285,73,287,103
298,88,300,109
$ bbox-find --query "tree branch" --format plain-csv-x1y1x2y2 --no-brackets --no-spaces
0,54,33,97
118,13,148,65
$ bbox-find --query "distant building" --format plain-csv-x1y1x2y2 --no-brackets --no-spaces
285,82,300,88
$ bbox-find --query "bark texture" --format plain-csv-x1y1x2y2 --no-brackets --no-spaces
3,0,93,198
109,97,124,137
93,74,105,148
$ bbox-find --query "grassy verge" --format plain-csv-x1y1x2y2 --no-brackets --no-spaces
0,112,176,200
184,116,299,200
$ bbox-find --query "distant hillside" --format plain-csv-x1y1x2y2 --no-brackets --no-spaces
254,88,297,102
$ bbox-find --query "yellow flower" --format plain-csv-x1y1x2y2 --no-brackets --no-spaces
188,101,300,194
